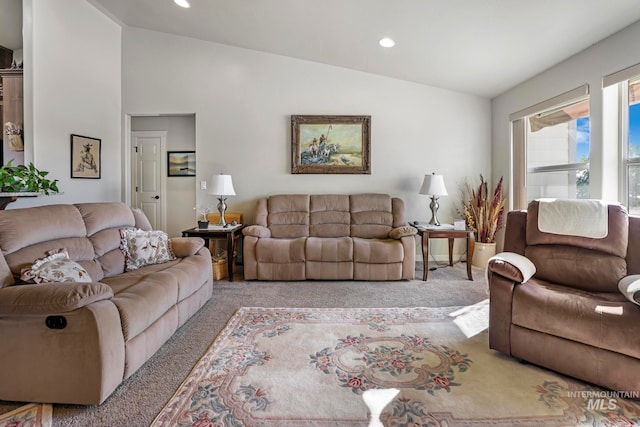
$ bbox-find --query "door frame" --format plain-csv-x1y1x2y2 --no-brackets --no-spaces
123,114,168,231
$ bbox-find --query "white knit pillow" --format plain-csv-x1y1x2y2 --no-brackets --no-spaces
20,249,92,284
120,229,176,271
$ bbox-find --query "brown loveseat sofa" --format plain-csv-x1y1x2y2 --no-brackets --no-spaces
0,202,213,404
488,200,640,392
243,193,416,281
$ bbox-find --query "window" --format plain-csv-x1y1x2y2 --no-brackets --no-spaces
623,77,640,215
526,98,590,201
510,85,590,209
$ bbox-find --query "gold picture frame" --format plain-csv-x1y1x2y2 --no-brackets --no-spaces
291,115,371,174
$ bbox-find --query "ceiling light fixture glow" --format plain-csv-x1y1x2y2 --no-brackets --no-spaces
174,0,191,8
378,38,395,48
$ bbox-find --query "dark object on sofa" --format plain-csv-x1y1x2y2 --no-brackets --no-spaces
488,199,640,393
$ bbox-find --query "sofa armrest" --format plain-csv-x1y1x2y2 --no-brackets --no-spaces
0,282,114,316
170,237,205,258
0,249,14,288
618,275,640,306
389,226,417,239
243,225,271,238
488,252,536,283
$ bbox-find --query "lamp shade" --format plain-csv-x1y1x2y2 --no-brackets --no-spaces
419,174,448,196
208,174,236,196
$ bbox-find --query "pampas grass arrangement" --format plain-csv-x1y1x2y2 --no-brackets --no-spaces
461,175,506,243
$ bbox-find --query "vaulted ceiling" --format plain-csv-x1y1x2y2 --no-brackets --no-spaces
5,1,640,98
88,0,640,98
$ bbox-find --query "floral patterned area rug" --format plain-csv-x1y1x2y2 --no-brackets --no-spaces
0,403,51,427
151,307,640,427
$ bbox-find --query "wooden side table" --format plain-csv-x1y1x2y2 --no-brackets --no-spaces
181,224,245,281
411,226,475,281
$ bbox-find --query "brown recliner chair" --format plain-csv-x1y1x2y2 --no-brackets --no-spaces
488,199,640,393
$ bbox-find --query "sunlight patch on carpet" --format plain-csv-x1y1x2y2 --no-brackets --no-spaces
152,307,640,426
449,298,489,338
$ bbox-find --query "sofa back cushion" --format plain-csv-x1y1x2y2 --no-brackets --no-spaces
267,195,310,238
0,204,100,281
350,194,394,239
526,201,629,258
310,195,350,238
524,200,628,292
76,203,137,278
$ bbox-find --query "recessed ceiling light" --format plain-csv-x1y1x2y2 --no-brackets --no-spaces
378,38,395,48
174,0,190,8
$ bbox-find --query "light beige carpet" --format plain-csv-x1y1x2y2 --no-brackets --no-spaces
0,263,527,426
152,307,640,426
0,403,51,427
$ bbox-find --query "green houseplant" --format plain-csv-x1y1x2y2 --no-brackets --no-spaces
0,160,60,195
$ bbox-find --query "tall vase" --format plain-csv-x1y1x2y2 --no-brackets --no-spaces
472,242,497,268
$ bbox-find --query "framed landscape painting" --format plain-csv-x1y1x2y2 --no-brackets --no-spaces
167,151,196,177
291,115,371,174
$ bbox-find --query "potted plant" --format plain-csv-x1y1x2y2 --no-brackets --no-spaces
460,174,506,267
0,160,59,195
195,205,213,229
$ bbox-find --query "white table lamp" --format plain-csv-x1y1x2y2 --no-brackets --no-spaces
419,173,448,226
208,174,236,226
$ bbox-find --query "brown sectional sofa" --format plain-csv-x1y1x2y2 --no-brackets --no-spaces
243,193,416,281
0,202,213,404
488,200,640,392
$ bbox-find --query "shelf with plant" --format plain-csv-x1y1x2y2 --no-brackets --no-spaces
0,160,60,195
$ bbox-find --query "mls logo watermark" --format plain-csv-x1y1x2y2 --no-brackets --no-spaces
586,397,617,411
568,390,640,411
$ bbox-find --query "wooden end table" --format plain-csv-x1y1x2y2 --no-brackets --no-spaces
181,224,245,281
411,225,475,281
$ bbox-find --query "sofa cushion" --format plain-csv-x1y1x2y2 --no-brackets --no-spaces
524,245,626,292
512,278,640,360
306,237,353,262
0,205,100,280
256,237,306,263
353,237,404,263
104,270,179,341
310,195,350,238
0,205,87,255
120,229,176,271
350,194,393,239
526,200,628,258
20,249,92,284
267,195,310,238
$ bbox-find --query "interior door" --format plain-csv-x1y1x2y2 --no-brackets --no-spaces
132,131,166,230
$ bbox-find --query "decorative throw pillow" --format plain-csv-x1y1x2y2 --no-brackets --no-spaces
20,249,92,284
120,228,176,271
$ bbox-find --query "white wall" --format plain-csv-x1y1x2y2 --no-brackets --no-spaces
131,115,196,237
13,0,121,208
492,20,640,209
122,28,491,242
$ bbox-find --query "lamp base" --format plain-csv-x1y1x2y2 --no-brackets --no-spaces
429,196,440,226
216,197,228,227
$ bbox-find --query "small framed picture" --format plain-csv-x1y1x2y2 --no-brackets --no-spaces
167,151,196,177
71,134,101,179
